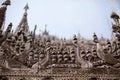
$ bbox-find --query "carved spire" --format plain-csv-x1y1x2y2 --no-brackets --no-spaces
33,25,37,40
43,24,49,36
93,32,98,43
24,3,29,12
0,0,11,30
14,3,29,36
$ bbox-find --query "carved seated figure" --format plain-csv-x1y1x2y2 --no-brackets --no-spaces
92,49,100,62
70,48,75,63
6,35,16,47
9,36,16,47
26,51,34,67
57,50,63,63
19,43,25,53
39,51,45,60
86,49,93,62
25,34,33,50
63,50,69,63
51,50,57,64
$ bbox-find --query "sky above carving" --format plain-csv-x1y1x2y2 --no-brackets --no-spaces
1,0,120,39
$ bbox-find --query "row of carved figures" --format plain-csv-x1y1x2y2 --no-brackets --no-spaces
0,0,120,71
0,17,120,70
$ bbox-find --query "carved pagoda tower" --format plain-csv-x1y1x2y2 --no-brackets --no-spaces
14,3,29,36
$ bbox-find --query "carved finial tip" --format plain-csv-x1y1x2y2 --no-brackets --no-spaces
111,12,119,19
2,0,11,6
24,3,29,11
9,22,12,26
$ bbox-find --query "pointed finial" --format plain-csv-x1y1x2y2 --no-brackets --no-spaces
45,24,47,30
111,12,119,19
43,24,49,35
2,0,11,6
33,25,37,36
24,3,29,12
93,32,98,43
34,25,37,30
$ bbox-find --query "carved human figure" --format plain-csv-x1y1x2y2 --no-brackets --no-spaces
92,49,99,62
63,49,69,63
51,49,57,64
86,50,93,62
57,49,63,63
70,48,75,63
80,50,86,60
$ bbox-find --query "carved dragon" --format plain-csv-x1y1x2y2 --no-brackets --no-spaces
96,42,120,67
93,32,120,68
